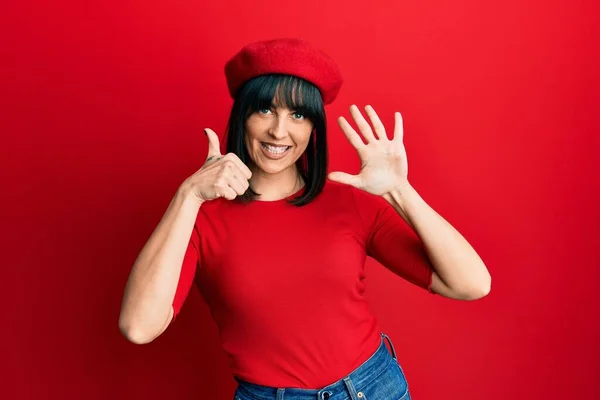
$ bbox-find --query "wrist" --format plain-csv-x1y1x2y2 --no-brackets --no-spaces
382,181,419,230
177,181,205,207
383,181,413,204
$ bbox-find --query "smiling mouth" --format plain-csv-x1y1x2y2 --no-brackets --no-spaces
261,143,292,154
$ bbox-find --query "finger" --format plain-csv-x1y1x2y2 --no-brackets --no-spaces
205,155,222,164
392,112,404,143
364,105,388,141
227,172,249,195
223,153,252,180
349,104,376,143
213,176,238,200
328,171,362,188
338,116,366,152
236,175,250,193
218,185,238,200
204,128,222,159
218,162,249,193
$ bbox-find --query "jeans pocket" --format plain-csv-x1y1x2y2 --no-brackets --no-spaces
354,360,410,400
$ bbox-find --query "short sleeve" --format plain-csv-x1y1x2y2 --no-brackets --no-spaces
352,188,434,292
171,224,201,320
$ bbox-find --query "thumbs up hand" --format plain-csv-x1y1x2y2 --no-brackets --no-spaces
182,128,253,203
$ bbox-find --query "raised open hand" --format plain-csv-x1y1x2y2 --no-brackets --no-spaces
328,105,409,196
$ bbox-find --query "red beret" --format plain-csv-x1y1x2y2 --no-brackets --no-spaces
224,38,343,105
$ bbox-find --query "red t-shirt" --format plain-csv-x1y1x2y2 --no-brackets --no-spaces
172,181,434,388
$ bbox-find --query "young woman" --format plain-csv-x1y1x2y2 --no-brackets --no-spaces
119,38,491,400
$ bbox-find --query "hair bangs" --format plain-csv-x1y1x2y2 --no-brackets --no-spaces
245,75,323,121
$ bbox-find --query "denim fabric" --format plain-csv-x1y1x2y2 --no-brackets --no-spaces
233,332,410,400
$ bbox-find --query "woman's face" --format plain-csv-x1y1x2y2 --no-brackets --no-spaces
244,105,314,175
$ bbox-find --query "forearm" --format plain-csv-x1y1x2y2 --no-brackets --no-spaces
383,183,491,298
119,185,202,343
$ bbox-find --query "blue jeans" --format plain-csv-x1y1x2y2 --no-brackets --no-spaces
233,332,411,400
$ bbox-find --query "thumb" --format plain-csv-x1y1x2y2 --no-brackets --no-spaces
204,128,222,159
328,171,362,188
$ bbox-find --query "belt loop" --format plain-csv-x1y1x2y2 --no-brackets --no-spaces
276,388,285,400
342,377,359,399
381,332,398,360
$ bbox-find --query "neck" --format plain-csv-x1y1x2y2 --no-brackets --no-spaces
250,165,304,201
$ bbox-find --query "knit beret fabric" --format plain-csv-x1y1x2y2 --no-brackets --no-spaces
224,38,343,104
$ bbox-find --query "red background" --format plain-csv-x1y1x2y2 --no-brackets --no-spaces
2,1,599,399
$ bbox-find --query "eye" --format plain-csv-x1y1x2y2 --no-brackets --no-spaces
292,111,305,120
258,108,272,115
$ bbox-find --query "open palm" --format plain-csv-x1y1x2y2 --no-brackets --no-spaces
328,105,410,196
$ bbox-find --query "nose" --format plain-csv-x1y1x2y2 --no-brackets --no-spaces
268,116,288,140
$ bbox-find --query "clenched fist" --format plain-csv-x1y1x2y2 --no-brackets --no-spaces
181,128,252,203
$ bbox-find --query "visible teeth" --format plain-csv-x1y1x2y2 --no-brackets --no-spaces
262,144,290,154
